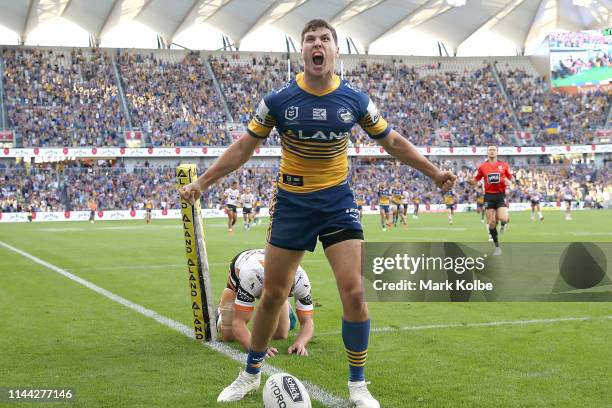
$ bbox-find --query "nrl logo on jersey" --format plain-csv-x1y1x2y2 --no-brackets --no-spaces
337,107,354,123
285,106,299,120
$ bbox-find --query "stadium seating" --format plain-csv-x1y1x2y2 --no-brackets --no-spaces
1,159,610,212
1,47,609,148
3,47,126,147
118,50,228,147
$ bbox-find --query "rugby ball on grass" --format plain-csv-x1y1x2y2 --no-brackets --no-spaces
263,373,311,408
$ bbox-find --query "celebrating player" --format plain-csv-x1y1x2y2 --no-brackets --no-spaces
223,181,240,233
216,249,314,356
471,145,512,255
179,19,456,408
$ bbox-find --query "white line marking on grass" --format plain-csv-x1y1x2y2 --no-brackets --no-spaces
0,240,349,408
316,316,612,337
74,262,229,272
71,264,185,272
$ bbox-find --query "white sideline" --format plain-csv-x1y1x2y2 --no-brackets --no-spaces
0,240,349,408
316,315,612,337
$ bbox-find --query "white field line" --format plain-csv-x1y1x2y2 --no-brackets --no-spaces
0,240,349,408
316,315,612,337
71,262,235,272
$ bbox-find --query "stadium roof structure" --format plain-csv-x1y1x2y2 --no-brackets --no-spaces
0,0,609,54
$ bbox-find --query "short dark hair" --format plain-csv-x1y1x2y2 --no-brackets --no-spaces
301,19,337,45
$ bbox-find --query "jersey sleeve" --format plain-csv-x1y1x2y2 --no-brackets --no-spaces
234,271,261,312
475,166,484,181
247,93,277,139
357,95,391,140
293,268,313,315
504,163,513,179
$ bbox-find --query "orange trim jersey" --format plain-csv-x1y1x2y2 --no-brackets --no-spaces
232,249,313,315
248,73,391,192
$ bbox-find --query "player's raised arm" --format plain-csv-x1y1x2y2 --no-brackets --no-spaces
377,130,456,191
178,134,261,203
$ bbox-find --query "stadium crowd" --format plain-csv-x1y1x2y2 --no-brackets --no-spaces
1,48,610,148
118,51,228,147
2,158,611,213
2,47,126,147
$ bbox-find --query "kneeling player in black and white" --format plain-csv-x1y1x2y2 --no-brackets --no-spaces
217,249,314,357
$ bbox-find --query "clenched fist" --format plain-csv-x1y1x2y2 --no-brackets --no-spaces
433,170,457,192
178,182,203,204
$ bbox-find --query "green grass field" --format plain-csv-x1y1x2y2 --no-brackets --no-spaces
1,210,612,407
551,66,612,87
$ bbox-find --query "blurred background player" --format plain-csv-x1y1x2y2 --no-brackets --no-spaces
88,199,97,224
400,188,410,228
216,249,314,356
475,185,486,223
223,180,240,233
560,183,574,220
240,187,255,230
412,192,421,219
144,198,153,224
472,145,513,255
378,183,392,231
354,189,366,222
391,183,405,228
528,184,544,221
253,197,262,226
443,190,456,225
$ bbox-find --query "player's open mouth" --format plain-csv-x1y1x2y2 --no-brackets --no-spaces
312,52,324,66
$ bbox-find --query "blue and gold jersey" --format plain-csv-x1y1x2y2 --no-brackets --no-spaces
355,194,366,206
443,191,455,205
378,189,390,205
391,189,402,204
248,73,391,193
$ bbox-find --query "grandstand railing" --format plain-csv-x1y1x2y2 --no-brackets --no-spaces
2,144,611,161
0,54,7,130
491,62,522,133
111,56,133,132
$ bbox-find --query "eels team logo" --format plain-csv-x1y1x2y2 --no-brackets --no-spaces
285,106,299,120
337,107,354,123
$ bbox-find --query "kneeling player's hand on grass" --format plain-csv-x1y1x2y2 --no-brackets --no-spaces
433,170,457,192
288,343,308,356
266,347,278,358
178,182,202,204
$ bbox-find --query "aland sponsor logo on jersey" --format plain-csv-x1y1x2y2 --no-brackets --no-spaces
287,129,350,141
